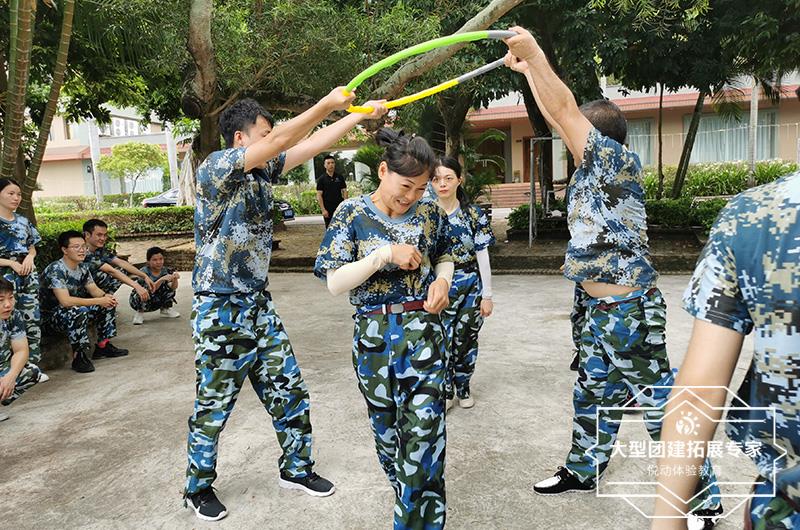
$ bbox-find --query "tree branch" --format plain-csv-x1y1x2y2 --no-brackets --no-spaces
372,0,523,101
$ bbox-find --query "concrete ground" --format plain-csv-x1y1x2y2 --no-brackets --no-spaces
2,274,756,529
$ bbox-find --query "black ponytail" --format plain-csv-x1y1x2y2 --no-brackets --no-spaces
375,128,435,179
436,155,470,209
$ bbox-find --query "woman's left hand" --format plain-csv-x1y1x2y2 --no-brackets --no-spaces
480,299,494,317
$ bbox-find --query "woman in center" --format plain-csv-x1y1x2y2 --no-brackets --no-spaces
315,128,455,530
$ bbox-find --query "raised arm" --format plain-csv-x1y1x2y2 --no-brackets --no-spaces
244,87,356,173
504,27,593,163
283,101,388,173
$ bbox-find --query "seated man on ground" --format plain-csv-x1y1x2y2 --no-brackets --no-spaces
0,277,42,422
40,231,127,373
82,218,154,300
130,246,180,325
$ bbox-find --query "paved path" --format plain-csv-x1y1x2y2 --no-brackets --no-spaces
2,274,755,529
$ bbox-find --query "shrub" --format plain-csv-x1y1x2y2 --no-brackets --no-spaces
642,160,797,199
644,198,693,227
689,198,729,231
38,206,194,236
34,191,162,214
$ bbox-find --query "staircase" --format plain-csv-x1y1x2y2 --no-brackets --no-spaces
485,183,539,209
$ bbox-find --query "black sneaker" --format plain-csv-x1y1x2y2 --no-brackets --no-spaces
186,487,227,521
570,350,580,371
279,472,335,497
71,350,95,373
688,506,723,530
94,342,128,359
533,466,595,495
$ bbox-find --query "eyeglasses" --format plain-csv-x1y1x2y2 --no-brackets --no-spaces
432,176,458,184
67,245,88,251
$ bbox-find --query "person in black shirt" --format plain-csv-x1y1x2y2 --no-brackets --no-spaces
315,154,347,227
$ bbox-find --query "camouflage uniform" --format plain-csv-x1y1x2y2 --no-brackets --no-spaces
439,204,494,400
0,309,40,406
315,195,454,530
129,265,177,312
40,259,117,351
84,246,122,294
0,213,41,364
186,148,315,496
684,172,800,528
570,283,589,353
561,128,721,511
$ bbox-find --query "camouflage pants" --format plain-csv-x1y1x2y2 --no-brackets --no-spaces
440,268,484,400
43,304,117,350
185,291,314,496
1,267,41,364
0,361,40,406
352,308,447,530
566,287,722,511
129,282,176,312
94,269,122,294
570,283,589,352
749,480,800,530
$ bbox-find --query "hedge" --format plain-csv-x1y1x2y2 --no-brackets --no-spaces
38,206,194,236
34,191,163,214
642,160,797,199
508,197,729,233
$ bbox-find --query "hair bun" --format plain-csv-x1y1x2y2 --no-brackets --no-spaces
375,127,407,148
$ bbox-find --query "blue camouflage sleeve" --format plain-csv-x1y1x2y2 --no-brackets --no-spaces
81,264,97,289
683,200,753,334
196,148,248,200
314,201,356,279
27,220,41,247
45,265,68,290
8,310,27,341
472,205,495,251
265,152,287,183
580,128,637,187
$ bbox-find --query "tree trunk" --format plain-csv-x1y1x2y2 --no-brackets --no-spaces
184,0,220,162
373,0,524,100
672,90,707,199
747,77,759,188
19,0,76,222
656,83,664,199
437,88,473,158
1,0,36,180
176,143,199,206
520,75,553,195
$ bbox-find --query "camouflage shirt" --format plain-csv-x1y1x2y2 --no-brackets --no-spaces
192,147,285,295
564,128,657,288
684,171,800,504
0,213,40,259
40,259,96,312
448,205,495,266
84,246,116,274
0,310,27,365
314,195,454,307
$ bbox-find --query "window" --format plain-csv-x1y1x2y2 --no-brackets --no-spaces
684,109,778,163
627,119,653,166
113,118,124,137
126,120,138,136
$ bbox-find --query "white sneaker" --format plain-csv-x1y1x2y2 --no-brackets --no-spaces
459,395,475,409
38,371,50,383
446,398,455,411
132,312,144,325
160,308,180,318
0,411,9,422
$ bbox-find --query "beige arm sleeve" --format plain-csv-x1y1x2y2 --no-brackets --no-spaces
434,260,454,287
326,245,393,296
